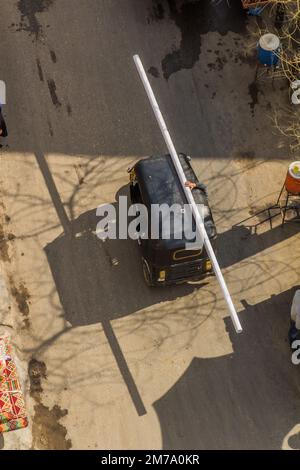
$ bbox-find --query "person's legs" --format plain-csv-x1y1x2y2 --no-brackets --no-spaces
289,320,300,346
0,106,8,137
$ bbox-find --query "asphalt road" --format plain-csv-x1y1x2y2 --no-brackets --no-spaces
0,0,300,450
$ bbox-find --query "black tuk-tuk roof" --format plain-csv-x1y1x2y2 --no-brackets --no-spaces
132,154,216,246
134,153,207,208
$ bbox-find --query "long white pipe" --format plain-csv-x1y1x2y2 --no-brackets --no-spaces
133,54,242,334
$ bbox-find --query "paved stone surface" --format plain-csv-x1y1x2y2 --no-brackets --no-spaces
0,0,299,449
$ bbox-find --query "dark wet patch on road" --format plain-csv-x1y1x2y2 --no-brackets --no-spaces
9,277,31,327
36,58,44,82
16,0,54,38
148,1,165,22
207,56,227,72
16,4,72,119
28,358,47,399
0,224,11,263
248,81,260,116
236,50,257,67
47,79,62,108
50,50,57,63
32,403,72,450
160,0,247,79
148,66,160,78
28,359,72,450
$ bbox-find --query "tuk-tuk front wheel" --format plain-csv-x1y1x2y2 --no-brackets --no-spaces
142,258,154,287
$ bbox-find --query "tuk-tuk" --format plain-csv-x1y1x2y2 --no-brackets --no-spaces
128,153,217,286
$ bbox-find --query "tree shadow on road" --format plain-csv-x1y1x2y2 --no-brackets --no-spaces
218,220,300,269
153,286,300,449
43,168,205,416
34,147,300,419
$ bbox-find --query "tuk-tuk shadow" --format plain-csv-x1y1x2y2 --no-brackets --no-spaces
45,185,199,327
44,185,203,416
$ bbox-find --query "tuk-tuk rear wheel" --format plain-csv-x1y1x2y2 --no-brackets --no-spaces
142,258,154,287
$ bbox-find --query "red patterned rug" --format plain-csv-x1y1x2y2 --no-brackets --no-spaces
0,335,28,433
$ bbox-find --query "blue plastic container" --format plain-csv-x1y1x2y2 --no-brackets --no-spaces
248,7,264,16
258,33,280,67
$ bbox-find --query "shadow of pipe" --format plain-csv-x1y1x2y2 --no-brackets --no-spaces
102,320,146,416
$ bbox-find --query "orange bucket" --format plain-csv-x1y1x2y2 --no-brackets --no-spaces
284,162,300,194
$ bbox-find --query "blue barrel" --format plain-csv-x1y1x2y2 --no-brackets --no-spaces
248,7,264,16
258,33,280,67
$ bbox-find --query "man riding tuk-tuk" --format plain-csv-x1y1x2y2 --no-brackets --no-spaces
128,153,217,286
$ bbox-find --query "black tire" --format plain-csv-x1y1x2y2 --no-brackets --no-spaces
129,184,134,204
142,258,154,287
